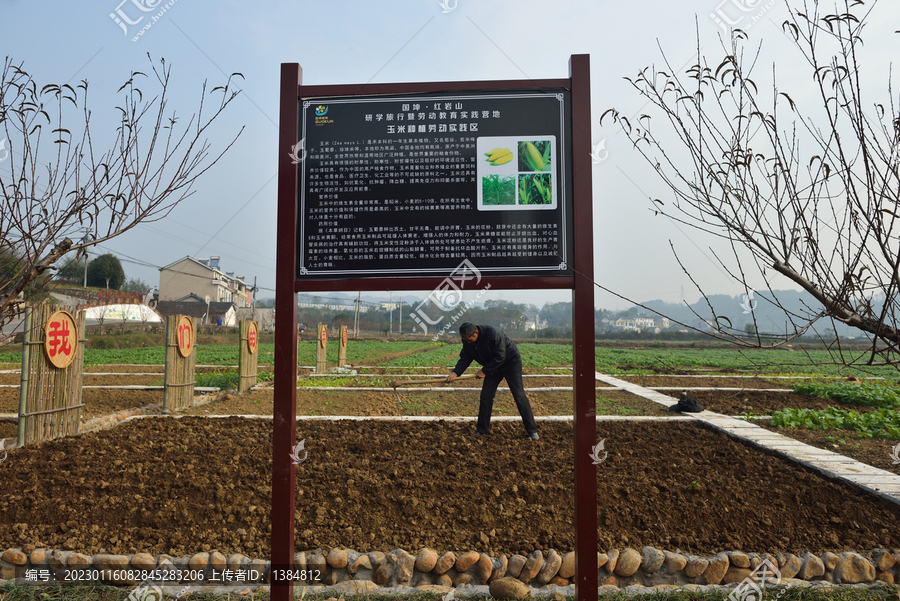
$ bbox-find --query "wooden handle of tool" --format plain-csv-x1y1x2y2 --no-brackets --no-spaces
392,373,477,388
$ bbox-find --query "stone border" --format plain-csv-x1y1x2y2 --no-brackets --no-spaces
1,546,898,592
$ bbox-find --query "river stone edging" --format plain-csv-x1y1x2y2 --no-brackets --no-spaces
1,546,899,591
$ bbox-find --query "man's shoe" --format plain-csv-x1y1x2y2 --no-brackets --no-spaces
474,430,485,436
528,432,540,441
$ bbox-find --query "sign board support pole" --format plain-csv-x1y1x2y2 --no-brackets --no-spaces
570,53,598,601
272,62,302,601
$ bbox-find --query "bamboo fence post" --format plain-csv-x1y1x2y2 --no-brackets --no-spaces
163,315,176,414
16,306,32,446
239,320,259,394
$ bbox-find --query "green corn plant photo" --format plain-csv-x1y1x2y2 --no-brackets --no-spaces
517,173,552,205
517,140,552,172
482,174,516,205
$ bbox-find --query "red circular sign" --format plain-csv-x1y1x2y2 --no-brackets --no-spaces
247,321,259,355
176,315,194,357
44,310,78,369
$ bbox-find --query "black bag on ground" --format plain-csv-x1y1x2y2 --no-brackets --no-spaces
669,392,704,413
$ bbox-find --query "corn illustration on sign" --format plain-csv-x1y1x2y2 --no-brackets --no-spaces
477,136,557,211
484,147,513,165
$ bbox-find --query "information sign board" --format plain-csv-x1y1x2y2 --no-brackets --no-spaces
297,90,573,280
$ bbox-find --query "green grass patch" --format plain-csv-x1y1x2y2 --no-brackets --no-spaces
592,347,900,377
382,344,458,368
194,368,243,390
771,407,900,439
296,377,355,387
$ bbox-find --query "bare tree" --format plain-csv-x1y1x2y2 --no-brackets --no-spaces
601,0,900,365
0,54,244,330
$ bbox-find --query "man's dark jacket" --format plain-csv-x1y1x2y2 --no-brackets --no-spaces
452,325,521,376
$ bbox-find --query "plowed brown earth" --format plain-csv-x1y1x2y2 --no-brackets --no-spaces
1,417,899,559
0,386,163,420
184,387,670,419
620,376,880,415
675,390,872,415
315,376,607,389
757,420,900,473
621,375,793,389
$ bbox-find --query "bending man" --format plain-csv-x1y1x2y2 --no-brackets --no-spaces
447,322,539,440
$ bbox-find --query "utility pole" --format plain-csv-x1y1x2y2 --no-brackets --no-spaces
398,297,403,335
354,292,361,337
252,276,258,320
389,291,393,335
80,228,92,288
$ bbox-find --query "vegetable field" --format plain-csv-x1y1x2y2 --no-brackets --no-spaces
3,340,900,377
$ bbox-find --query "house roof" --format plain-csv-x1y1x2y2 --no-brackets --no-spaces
155,300,235,319
159,256,249,285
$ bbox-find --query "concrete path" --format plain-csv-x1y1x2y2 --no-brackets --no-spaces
595,372,900,505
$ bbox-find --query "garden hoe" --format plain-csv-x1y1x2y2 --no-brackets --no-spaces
389,373,477,402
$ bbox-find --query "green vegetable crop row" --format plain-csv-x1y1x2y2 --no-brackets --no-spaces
771,407,900,439
793,381,900,409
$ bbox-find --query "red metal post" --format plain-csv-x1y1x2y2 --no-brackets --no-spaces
272,62,302,601
570,54,598,601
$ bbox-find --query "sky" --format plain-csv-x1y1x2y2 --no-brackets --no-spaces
2,0,898,311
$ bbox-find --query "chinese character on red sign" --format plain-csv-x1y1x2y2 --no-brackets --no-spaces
248,322,258,355
341,326,347,346
177,316,194,357
319,325,327,349
44,310,77,369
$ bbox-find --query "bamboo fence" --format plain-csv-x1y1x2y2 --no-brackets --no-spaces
338,325,348,367
163,314,196,413
238,320,259,393
316,324,327,373
17,302,85,446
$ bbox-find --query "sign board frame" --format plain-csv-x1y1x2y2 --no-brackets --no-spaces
295,89,575,281
274,57,596,601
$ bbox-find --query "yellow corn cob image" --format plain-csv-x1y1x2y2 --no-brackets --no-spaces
486,148,511,161
524,142,544,171
489,153,513,166
484,147,506,157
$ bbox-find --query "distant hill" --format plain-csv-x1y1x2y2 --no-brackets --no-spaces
640,290,863,337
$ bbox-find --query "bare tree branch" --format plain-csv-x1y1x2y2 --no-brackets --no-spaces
602,0,900,366
0,55,244,328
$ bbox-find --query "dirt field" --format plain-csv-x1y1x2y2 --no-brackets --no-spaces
0,385,163,419
2,366,899,562
1,417,899,559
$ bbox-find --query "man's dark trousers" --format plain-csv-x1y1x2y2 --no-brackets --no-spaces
476,357,538,435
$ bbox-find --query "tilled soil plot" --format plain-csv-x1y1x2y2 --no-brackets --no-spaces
757,421,900,472
673,390,871,415
620,376,880,414
182,387,671,418
621,376,793,389
315,376,604,389
0,386,163,420
1,417,900,560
